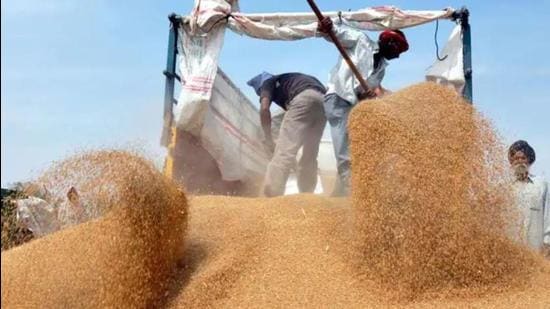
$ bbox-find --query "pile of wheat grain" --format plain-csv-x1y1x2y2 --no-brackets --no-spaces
2,83,549,308
1,151,188,308
348,82,541,299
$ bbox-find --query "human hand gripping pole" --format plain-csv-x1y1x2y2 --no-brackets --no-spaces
307,0,374,98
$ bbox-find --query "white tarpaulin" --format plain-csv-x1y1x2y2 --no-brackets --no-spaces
186,2,454,39
226,7,454,40
198,69,273,181
426,24,465,94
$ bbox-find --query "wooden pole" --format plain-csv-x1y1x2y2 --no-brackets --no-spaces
306,0,370,93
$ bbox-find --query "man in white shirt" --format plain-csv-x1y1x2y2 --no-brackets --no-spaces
317,17,409,196
508,140,549,257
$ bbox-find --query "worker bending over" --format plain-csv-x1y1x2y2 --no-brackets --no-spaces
317,17,409,196
248,72,327,197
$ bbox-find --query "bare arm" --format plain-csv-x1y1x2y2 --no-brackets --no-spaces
260,97,273,145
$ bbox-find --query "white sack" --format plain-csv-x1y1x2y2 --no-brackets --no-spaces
174,23,226,134
425,24,465,94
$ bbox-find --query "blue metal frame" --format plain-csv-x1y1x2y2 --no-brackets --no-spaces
162,7,473,119
160,13,180,146
453,7,473,103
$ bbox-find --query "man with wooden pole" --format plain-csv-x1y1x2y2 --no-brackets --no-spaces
307,0,410,196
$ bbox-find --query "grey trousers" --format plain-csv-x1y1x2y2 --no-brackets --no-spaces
323,93,353,196
263,89,326,197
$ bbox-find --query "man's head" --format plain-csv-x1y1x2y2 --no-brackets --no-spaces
247,72,274,96
508,140,536,180
378,29,409,60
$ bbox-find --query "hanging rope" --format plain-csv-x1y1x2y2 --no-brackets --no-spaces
434,19,448,61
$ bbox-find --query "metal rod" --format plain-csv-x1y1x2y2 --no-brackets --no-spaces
306,0,370,94
460,8,473,103
160,13,179,147
163,70,182,83
173,10,455,25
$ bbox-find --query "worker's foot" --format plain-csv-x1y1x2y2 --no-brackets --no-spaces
330,189,349,197
331,176,350,197
330,184,349,197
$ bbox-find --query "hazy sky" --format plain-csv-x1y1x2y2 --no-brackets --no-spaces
2,0,549,186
